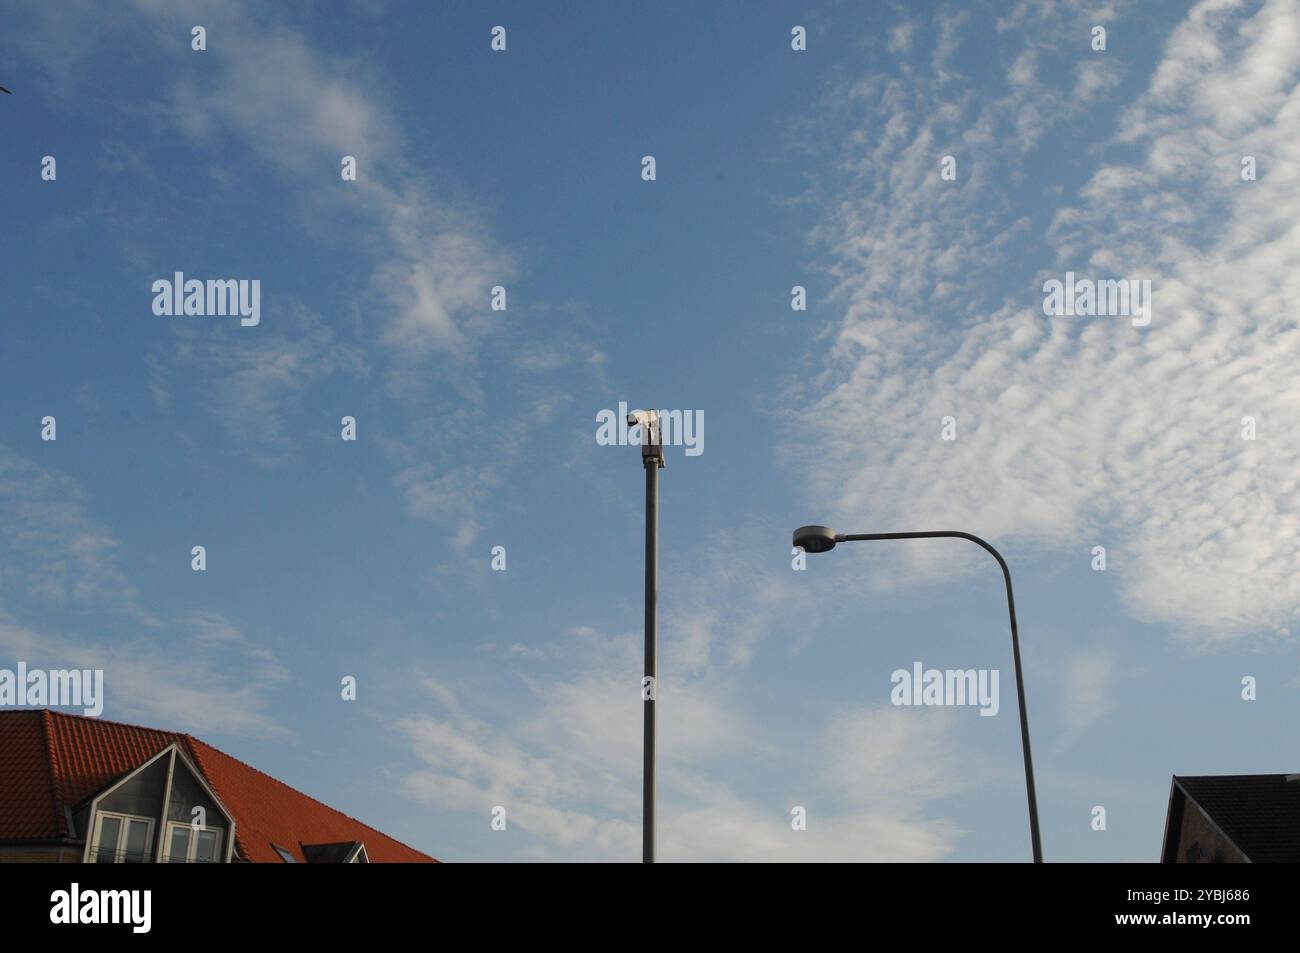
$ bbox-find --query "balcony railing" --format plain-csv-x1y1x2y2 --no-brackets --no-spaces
93,848,220,864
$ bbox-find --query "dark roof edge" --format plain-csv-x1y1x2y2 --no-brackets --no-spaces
1159,777,1181,862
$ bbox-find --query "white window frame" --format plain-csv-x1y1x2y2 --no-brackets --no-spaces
163,820,224,864
90,811,155,864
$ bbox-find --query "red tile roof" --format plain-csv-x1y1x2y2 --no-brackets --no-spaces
0,710,436,863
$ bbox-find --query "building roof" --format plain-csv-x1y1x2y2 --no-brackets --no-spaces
1167,773,1300,863
0,709,436,863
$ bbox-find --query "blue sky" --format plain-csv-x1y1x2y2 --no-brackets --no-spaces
2,0,1298,861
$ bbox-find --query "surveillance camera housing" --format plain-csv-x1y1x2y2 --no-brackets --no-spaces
628,408,665,467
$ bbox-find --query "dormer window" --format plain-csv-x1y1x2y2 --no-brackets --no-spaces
80,743,235,864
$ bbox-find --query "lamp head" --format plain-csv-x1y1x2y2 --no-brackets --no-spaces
793,525,838,554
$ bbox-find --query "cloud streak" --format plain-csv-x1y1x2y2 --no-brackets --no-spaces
397,615,965,861
790,0,1300,643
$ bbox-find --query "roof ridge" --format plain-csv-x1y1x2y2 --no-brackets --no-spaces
37,710,68,838
34,708,184,738
188,736,435,860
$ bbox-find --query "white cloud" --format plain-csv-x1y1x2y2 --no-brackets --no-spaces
0,450,287,737
1053,650,1115,753
888,21,918,54
144,2,513,362
397,614,964,861
0,612,289,738
157,303,366,464
1075,58,1120,102
7,0,513,366
789,0,1300,643
6,0,602,554
0,448,137,610
416,672,464,714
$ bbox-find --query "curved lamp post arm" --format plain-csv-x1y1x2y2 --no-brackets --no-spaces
838,530,1043,863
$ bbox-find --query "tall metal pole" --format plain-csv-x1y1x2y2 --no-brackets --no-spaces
634,409,664,864
839,530,1042,862
642,454,658,863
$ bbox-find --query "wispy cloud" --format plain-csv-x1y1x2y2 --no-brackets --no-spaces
788,0,1300,643
397,616,964,861
0,448,138,611
155,303,367,466
0,612,289,738
0,449,287,737
6,0,612,555
1053,650,1116,753
140,0,513,365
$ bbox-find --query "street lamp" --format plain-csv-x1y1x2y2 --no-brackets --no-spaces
632,410,664,863
792,525,1043,863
